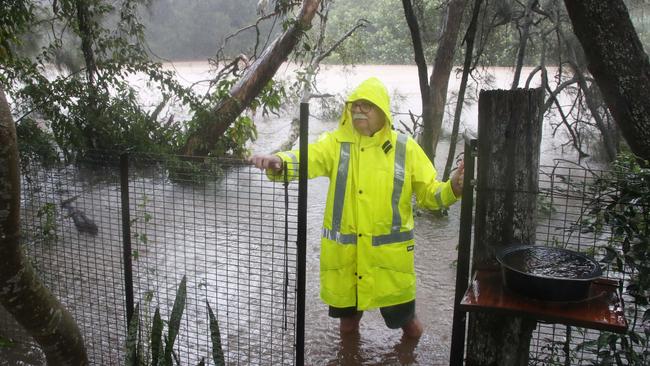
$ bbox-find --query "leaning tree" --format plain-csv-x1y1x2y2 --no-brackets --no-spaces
564,0,650,162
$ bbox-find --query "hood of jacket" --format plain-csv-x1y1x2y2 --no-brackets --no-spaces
332,77,393,143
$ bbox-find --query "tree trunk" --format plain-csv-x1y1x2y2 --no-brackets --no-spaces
182,0,321,157
443,0,483,181
465,88,544,366
564,0,650,162
0,87,89,365
76,0,97,86
511,0,536,90
401,0,431,151
426,0,467,161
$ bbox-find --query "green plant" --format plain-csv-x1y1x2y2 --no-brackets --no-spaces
536,195,557,217
532,326,580,366
578,153,650,364
36,202,58,245
125,276,225,366
3,1,269,162
15,117,59,172
132,194,152,258
0,335,14,349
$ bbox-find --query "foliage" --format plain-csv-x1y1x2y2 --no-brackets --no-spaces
36,202,58,245
15,117,59,171
323,0,420,64
207,302,225,365
183,77,285,158
0,335,14,349
131,194,152,261
0,0,34,61
2,0,285,164
2,0,197,159
125,275,226,366
579,152,650,364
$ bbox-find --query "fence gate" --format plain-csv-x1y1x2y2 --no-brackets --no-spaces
0,104,311,365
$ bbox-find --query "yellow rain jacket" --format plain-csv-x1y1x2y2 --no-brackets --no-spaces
270,77,459,310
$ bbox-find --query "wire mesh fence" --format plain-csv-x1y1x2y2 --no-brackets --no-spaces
2,148,647,365
17,153,127,365
529,162,648,365
1,151,301,365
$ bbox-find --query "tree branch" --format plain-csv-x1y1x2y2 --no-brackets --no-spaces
182,0,322,157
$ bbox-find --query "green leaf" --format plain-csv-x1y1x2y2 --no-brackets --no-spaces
628,331,642,345
597,332,611,350
163,275,187,365
125,304,140,366
207,301,225,366
151,307,163,366
0,335,14,348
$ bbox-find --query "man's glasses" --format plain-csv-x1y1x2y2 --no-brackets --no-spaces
349,100,374,113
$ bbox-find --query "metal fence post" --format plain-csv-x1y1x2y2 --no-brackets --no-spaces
295,102,309,366
120,153,135,327
449,132,477,366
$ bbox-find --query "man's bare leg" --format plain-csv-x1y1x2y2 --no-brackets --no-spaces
339,312,363,334
401,317,423,339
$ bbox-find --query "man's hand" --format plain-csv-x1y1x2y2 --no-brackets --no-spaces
451,159,465,197
248,154,283,173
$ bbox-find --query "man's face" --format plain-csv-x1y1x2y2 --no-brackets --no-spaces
350,99,384,136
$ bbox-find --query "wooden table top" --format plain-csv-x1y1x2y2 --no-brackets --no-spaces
459,270,628,333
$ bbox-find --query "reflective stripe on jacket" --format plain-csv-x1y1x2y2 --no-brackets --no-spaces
270,77,459,310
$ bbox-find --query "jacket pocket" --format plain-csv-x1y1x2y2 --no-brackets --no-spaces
372,240,415,274
320,237,356,270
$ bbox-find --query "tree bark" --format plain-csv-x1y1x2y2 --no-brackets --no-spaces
182,0,321,157
465,88,544,366
564,0,650,162
443,0,483,181
511,0,536,90
402,0,466,161
401,0,431,151
76,0,97,86
0,87,88,365
427,0,467,162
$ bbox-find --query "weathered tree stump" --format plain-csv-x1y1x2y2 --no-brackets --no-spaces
465,88,543,366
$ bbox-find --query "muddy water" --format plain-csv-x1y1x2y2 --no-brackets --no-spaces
300,182,461,365
249,64,546,365
259,130,462,366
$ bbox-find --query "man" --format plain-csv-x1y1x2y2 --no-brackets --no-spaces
249,77,463,339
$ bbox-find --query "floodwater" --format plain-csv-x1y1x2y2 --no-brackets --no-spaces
2,63,603,365
242,64,588,364
159,63,474,365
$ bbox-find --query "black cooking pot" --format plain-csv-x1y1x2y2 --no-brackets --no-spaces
496,245,603,302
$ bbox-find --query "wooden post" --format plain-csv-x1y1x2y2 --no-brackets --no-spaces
465,88,543,366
